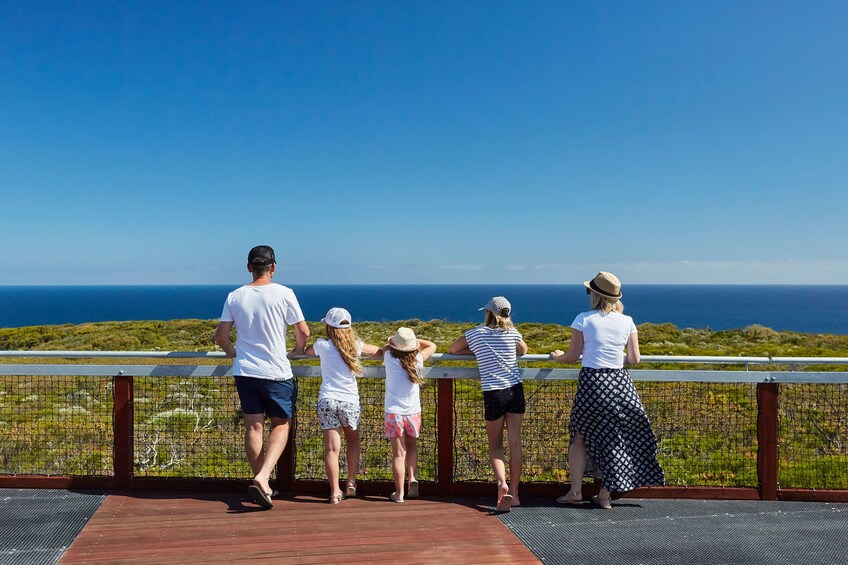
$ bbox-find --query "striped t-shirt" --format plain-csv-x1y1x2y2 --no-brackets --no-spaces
464,326,523,392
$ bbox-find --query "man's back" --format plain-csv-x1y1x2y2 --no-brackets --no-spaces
221,283,304,380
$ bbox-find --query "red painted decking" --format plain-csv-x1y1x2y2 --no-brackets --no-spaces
61,491,540,564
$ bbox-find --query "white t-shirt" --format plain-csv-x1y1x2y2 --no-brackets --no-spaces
220,283,305,380
384,351,423,415
314,338,362,404
464,326,523,392
571,310,637,369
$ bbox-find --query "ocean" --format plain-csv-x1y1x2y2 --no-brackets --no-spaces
1,285,847,335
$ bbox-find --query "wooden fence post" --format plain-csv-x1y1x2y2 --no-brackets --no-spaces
113,373,133,489
437,378,454,496
757,382,779,501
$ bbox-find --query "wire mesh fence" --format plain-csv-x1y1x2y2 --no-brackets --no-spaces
452,379,759,487
0,375,113,476
778,384,848,489
132,376,250,479
0,366,844,495
646,382,759,487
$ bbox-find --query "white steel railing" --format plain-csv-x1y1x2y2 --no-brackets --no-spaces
1,351,847,383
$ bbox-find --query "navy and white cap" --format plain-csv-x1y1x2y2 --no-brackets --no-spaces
479,296,511,317
321,307,352,329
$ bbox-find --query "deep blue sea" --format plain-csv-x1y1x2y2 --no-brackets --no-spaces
1,285,847,334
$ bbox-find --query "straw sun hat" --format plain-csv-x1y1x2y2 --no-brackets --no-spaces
584,271,623,300
388,327,419,352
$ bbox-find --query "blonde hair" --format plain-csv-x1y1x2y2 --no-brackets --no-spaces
484,310,514,330
326,325,362,376
590,293,624,314
389,346,423,385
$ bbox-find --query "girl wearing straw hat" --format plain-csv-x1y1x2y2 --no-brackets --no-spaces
379,327,437,503
448,296,529,512
550,272,664,509
304,307,381,504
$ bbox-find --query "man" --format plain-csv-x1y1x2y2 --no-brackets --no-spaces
215,245,309,509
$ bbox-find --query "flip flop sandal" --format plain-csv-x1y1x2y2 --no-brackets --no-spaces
389,493,404,503
345,484,357,498
496,494,513,513
329,492,344,504
248,485,273,510
407,480,419,499
591,495,612,510
556,492,583,505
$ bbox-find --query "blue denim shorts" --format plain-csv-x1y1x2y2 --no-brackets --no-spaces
234,376,297,420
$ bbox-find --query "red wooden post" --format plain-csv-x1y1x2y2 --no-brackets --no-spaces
757,382,779,501
437,378,454,496
275,414,296,494
113,373,134,489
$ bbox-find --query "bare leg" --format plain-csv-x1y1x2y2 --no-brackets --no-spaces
405,434,418,485
243,413,266,476
485,417,509,504
505,412,524,506
566,431,586,499
390,435,407,501
342,426,360,490
595,486,612,509
252,417,290,495
323,428,343,499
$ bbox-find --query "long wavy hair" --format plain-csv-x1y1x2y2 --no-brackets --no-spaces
327,325,362,376
389,346,423,385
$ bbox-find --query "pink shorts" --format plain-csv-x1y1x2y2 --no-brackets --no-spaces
384,412,422,438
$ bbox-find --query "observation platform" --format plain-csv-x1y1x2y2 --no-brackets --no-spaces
2,352,847,563
2,488,846,564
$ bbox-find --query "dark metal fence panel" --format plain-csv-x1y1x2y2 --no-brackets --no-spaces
646,382,759,488
132,376,249,479
0,375,113,477
778,383,848,489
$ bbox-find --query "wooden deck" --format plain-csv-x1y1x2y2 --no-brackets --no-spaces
60,491,540,564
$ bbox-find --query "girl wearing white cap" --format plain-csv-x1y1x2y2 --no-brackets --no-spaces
448,296,528,512
304,307,380,504
550,272,664,509
379,327,436,503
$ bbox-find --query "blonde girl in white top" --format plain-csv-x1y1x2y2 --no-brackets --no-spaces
379,327,436,503
305,308,380,503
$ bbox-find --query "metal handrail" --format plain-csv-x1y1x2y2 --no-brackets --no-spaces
1,350,846,365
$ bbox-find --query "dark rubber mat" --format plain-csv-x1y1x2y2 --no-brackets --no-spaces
497,498,848,565
0,489,106,565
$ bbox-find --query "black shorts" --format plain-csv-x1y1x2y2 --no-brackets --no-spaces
483,382,526,421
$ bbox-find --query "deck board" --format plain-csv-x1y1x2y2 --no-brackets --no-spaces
60,491,538,564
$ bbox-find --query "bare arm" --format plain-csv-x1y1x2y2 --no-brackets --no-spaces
624,332,640,366
287,321,310,358
417,339,437,361
215,321,237,358
361,343,382,357
516,339,528,356
447,336,472,355
550,330,583,364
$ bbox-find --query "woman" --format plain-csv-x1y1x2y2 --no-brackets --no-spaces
550,272,664,509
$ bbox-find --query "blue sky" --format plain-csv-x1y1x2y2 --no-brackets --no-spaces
1,1,846,285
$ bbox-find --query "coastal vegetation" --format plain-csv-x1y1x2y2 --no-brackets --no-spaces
1,319,846,489
2,318,847,359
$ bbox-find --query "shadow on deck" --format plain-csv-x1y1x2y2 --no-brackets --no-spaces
2,489,846,564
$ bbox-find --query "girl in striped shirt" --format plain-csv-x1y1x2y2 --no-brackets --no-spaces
448,296,528,512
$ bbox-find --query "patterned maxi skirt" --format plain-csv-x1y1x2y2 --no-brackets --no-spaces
569,367,665,492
